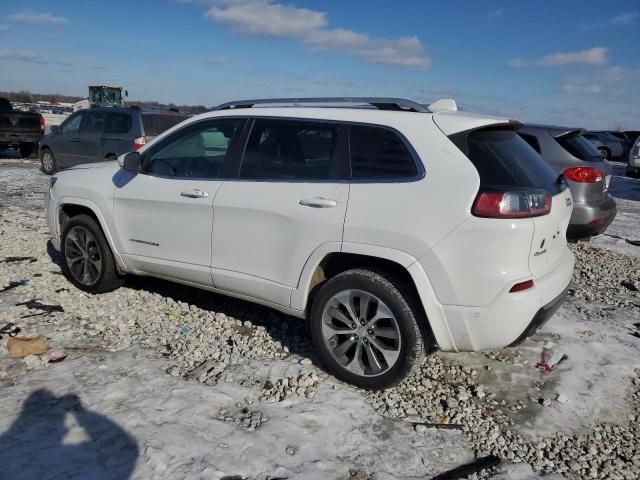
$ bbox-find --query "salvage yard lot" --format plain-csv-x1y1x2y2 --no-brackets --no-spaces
0,157,639,479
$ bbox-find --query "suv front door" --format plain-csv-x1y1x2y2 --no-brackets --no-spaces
113,118,246,285
51,112,84,168
212,118,349,307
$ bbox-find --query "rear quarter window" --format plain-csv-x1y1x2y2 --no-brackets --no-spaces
105,113,132,134
349,125,418,180
142,113,188,137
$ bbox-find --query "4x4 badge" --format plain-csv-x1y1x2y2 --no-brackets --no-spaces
566,197,572,207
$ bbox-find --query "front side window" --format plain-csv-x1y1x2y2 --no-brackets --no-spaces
143,119,243,178
239,119,341,180
61,113,83,134
349,125,418,180
80,111,107,134
105,113,132,134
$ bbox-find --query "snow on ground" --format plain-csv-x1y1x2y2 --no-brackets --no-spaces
0,158,639,479
591,162,640,258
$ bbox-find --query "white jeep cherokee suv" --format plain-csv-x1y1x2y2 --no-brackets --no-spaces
46,97,575,389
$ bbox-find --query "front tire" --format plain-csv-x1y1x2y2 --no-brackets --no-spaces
40,148,57,175
61,214,123,293
310,269,424,389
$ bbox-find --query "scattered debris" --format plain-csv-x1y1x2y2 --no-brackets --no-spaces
48,351,67,363
0,281,24,293
285,445,297,456
625,239,640,246
535,349,567,373
179,326,190,335
215,405,268,431
556,393,569,404
165,309,183,319
16,299,64,317
1,256,37,264
0,322,21,339
260,371,319,402
7,335,49,358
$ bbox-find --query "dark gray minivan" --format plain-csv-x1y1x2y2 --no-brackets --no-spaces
38,107,188,174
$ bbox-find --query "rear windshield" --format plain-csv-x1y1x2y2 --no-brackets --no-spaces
141,113,188,137
555,134,601,162
465,129,561,193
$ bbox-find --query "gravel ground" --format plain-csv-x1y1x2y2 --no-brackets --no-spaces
1,159,640,479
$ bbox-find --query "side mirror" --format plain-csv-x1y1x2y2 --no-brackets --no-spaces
50,125,60,134
120,151,141,172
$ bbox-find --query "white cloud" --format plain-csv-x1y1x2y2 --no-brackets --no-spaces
0,48,45,63
206,2,326,37
305,30,429,68
9,11,68,25
207,55,226,64
0,24,10,33
610,11,639,25
561,84,602,94
203,0,430,69
487,8,504,19
508,47,608,67
583,11,638,29
507,57,527,67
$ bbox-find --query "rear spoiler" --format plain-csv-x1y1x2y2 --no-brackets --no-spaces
550,128,585,139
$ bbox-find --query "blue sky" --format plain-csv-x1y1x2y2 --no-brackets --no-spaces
0,0,638,129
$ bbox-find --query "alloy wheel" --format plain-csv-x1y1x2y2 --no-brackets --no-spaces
42,151,54,172
65,226,103,286
321,289,401,377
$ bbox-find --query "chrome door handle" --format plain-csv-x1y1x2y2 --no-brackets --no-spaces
181,189,209,198
299,197,338,208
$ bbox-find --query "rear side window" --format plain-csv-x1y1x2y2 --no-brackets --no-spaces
239,119,341,180
349,126,418,180
79,111,106,134
556,134,602,162
142,113,188,137
105,113,132,134
466,129,560,192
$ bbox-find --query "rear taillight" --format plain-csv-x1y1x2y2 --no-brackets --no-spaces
39,116,45,132
563,166,602,183
133,136,147,151
472,189,551,219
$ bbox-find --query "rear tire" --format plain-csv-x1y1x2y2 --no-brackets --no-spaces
40,148,57,175
310,268,424,390
19,143,36,159
61,214,123,294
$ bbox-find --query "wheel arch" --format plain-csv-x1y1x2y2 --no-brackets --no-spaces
293,244,453,351
57,198,125,270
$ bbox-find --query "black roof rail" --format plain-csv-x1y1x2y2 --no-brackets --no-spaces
213,97,430,113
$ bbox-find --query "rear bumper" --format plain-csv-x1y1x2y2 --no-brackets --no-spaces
567,194,617,239
508,283,570,346
0,132,42,144
437,248,574,351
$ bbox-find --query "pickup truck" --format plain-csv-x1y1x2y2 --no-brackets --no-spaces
0,97,44,158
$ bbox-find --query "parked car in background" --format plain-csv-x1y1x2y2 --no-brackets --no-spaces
608,131,633,157
628,136,640,178
584,131,625,160
0,97,44,158
519,125,616,239
38,106,188,174
46,97,575,389
623,131,640,145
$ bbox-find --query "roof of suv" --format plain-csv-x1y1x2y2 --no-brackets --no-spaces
87,106,188,116
194,97,512,136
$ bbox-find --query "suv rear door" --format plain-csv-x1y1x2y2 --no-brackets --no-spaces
211,118,349,307
102,111,134,159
